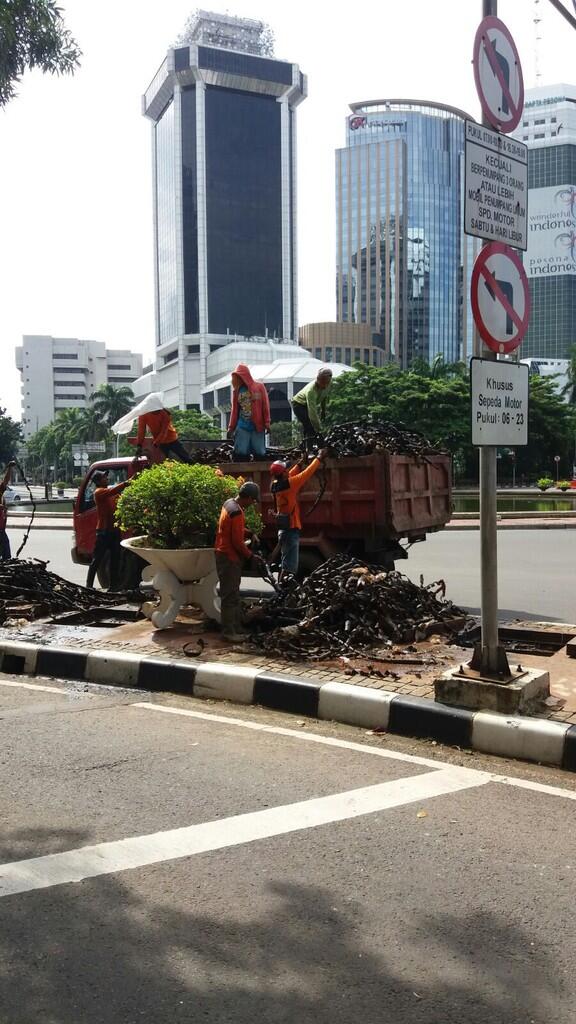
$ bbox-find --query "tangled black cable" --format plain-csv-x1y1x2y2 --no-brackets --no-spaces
13,459,36,558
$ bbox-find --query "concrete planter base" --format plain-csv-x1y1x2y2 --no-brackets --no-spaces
435,666,550,714
122,537,220,629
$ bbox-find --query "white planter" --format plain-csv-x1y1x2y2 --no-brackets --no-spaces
122,536,219,629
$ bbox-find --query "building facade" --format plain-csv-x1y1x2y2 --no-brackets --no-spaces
299,322,387,368
336,99,479,367
512,85,576,359
15,336,143,438
142,11,306,410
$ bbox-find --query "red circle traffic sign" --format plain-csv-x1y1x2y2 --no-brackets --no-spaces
473,16,524,133
471,242,531,354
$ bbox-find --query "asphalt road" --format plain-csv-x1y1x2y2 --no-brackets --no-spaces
0,674,575,1023
10,526,576,623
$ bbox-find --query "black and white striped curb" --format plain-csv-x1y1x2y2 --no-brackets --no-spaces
1,639,574,773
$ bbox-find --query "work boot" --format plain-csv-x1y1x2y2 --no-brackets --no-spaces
222,632,248,644
220,606,246,643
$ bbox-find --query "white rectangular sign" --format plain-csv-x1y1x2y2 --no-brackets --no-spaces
471,358,529,446
523,184,576,279
464,120,528,250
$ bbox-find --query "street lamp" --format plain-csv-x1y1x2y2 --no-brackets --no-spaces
554,454,561,484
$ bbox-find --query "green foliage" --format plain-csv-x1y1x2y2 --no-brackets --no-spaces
90,384,134,427
537,477,554,491
115,462,261,549
0,0,81,106
328,363,576,483
72,476,84,488
54,481,67,490
557,480,571,491
0,407,22,464
170,409,221,439
268,420,302,447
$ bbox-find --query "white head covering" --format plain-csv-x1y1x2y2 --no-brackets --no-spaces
112,392,165,435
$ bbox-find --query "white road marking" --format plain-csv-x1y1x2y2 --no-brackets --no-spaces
0,768,486,898
0,678,67,695
133,702,576,803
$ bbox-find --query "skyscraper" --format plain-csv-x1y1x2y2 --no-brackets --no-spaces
335,100,479,367
142,11,306,409
513,84,576,359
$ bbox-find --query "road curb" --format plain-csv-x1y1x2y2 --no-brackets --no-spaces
1,639,573,772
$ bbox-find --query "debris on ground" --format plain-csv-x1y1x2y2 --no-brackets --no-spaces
248,555,467,660
190,420,446,465
0,559,140,624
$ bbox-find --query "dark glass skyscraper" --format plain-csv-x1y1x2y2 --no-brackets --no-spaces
143,13,306,408
335,100,479,367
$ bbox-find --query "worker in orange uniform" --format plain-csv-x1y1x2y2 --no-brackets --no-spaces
269,448,329,580
134,399,193,463
214,482,262,642
86,467,141,590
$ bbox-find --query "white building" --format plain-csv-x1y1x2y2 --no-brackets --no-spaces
201,356,353,433
15,335,143,438
520,357,570,396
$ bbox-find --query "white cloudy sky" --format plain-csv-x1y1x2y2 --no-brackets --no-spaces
1,0,575,420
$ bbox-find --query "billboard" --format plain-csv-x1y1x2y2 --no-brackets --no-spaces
525,185,576,278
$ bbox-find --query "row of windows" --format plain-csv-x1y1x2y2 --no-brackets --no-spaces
53,353,78,360
54,394,85,401
53,366,88,374
108,364,132,370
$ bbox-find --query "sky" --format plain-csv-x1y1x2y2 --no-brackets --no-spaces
1,0,575,421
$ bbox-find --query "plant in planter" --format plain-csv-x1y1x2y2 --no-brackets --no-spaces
536,477,554,492
54,480,67,495
557,480,571,492
115,462,261,628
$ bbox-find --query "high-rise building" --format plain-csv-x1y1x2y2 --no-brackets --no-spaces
15,336,143,438
335,100,480,367
512,84,576,359
142,11,306,409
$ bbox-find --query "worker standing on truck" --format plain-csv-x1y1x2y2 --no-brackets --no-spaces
269,449,329,580
291,368,332,448
227,364,271,460
0,461,16,560
214,482,262,642
112,393,192,463
86,469,139,590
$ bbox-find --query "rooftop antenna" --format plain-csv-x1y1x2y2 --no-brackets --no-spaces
533,0,543,86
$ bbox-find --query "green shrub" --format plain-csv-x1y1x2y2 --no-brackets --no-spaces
54,481,67,490
73,476,84,488
557,480,572,491
115,462,262,549
537,477,554,491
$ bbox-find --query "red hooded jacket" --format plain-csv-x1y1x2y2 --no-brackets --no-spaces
229,364,271,434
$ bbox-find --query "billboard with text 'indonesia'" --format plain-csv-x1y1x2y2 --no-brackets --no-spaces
524,185,576,278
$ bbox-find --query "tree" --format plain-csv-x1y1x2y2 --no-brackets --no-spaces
90,384,134,428
0,0,81,107
561,344,576,405
0,407,22,464
170,409,221,440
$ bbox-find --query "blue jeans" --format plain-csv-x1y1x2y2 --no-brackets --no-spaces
0,530,11,560
278,528,300,575
233,426,266,459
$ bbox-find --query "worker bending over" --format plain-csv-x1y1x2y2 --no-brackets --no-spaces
214,482,262,643
112,392,192,463
269,448,329,580
291,368,332,448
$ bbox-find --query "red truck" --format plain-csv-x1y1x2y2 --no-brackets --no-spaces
72,440,452,587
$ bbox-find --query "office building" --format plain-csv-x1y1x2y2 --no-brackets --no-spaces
299,322,386,368
15,336,143,438
513,84,576,359
336,99,480,367
142,11,306,409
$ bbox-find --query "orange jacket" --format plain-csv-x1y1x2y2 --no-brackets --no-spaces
94,481,127,531
137,410,178,446
215,498,253,564
271,459,321,531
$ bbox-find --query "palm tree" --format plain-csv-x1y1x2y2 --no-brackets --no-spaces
90,384,134,427
78,407,107,443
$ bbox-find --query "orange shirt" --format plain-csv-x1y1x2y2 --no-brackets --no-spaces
137,410,178,446
272,459,321,530
215,499,252,564
94,482,126,531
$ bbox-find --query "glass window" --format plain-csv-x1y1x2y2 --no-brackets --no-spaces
163,352,177,365
205,87,283,337
335,347,342,362
108,364,131,370
344,347,351,365
155,100,178,345
181,87,199,335
53,353,78,360
354,348,361,361
198,47,293,86
187,344,200,355
325,346,333,362
363,349,370,363
314,347,322,359
203,392,215,411
217,386,231,406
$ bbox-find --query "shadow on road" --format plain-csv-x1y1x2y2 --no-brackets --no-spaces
0,828,563,1024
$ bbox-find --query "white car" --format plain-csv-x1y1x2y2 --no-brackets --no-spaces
4,486,21,505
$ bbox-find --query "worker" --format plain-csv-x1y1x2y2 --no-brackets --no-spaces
214,481,262,642
112,393,192,463
227,364,271,460
269,448,329,580
291,368,333,448
0,461,16,560
86,468,140,590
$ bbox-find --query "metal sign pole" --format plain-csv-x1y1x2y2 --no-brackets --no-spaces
477,0,510,676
